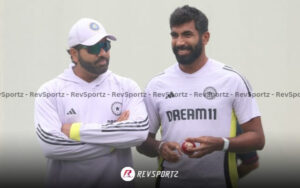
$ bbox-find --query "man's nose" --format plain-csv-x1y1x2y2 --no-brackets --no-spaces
98,48,108,56
175,36,186,47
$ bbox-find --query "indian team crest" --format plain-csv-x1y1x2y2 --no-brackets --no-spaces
90,22,100,30
111,102,122,116
203,86,217,100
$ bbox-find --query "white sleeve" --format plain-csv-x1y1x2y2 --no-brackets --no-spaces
233,76,261,124
73,80,149,148
144,83,161,134
34,87,113,161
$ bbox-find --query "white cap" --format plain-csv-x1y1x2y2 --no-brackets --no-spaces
68,18,116,48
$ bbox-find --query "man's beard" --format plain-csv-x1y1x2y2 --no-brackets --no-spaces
173,38,203,65
78,55,109,75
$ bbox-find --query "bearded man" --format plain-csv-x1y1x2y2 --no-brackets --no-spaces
137,5,265,188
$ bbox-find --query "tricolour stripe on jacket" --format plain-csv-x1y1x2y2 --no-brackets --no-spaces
102,116,149,127
101,116,149,132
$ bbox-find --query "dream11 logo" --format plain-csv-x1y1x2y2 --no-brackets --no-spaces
121,167,136,181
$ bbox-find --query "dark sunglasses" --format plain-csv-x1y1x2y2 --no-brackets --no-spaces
75,40,111,55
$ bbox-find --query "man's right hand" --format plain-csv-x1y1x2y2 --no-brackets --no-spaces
158,142,182,162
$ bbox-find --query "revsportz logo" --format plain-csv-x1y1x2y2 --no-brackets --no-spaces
120,167,179,181
121,167,135,181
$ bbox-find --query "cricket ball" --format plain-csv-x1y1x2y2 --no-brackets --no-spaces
181,141,196,155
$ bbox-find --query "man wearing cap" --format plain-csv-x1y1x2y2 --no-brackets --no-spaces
34,18,149,188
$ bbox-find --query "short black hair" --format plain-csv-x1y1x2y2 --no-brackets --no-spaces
170,5,208,35
67,46,82,64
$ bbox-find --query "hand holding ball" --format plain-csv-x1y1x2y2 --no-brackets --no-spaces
181,141,196,155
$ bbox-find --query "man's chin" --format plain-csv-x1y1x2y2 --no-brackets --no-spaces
85,66,108,76
96,66,109,75
95,61,109,72
176,55,194,65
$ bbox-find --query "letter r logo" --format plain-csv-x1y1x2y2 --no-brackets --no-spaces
121,167,135,181
123,170,132,177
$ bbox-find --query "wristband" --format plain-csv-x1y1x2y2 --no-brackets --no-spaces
158,141,165,154
70,122,81,141
222,137,229,151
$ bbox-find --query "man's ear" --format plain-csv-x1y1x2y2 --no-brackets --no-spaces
68,48,79,64
202,31,210,45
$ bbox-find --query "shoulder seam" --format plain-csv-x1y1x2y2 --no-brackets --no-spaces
222,66,252,96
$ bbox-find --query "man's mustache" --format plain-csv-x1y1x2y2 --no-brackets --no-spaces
173,45,193,53
95,56,109,65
